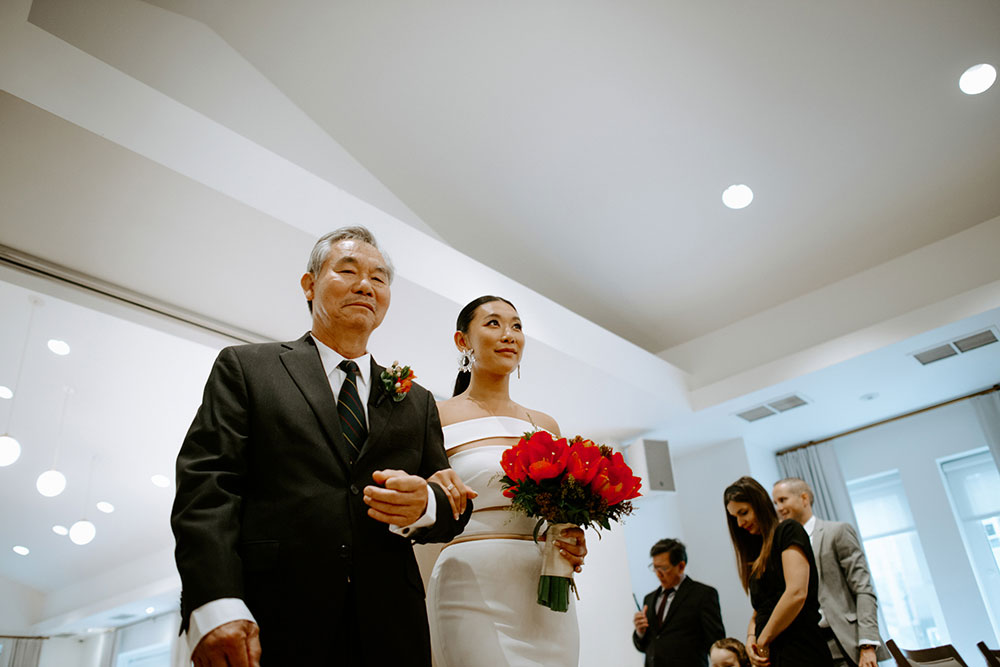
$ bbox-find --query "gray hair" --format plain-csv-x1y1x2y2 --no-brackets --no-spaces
306,225,394,283
775,477,814,505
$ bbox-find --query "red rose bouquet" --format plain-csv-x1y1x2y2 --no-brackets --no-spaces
499,431,642,611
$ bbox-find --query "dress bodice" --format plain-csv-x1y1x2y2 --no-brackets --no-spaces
442,416,540,537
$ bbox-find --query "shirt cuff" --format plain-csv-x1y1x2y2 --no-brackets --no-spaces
858,639,881,648
184,598,256,662
390,486,437,538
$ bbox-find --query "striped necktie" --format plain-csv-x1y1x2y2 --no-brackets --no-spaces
337,359,367,463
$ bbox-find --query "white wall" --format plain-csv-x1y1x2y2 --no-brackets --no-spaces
0,575,42,634
834,399,997,658
672,439,755,639
38,633,111,667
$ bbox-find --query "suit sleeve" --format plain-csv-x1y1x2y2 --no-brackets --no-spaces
833,522,882,645
171,347,250,629
410,389,472,544
700,586,726,651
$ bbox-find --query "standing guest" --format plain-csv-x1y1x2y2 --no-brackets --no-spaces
633,538,725,667
710,638,751,667
772,478,889,667
171,226,472,666
724,477,833,667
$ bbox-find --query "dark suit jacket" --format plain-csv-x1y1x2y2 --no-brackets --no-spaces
633,576,725,667
171,334,470,666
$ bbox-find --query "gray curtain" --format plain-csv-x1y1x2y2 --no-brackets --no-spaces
972,390,1000,471
0,638,43,667
776,441,858,525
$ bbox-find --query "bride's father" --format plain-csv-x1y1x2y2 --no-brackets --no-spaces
171,226,471,666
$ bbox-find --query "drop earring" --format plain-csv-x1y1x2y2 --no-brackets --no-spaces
458,348,475,373
517,364,521,379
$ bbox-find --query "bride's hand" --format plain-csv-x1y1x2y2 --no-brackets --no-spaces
428,468,477,520
555,526,587,573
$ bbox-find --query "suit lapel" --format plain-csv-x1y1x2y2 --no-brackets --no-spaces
279,334,352,471
813,519,827,579
661,576,690,631
357,357,395,463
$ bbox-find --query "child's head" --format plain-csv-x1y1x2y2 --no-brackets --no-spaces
710,638,749,667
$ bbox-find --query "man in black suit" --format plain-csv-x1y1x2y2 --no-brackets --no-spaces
171,226,472,666
633,538,725,667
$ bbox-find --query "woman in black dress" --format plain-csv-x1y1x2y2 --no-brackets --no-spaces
723,476,833,667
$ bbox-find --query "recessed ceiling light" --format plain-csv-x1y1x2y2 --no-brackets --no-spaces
722,184,754,209
47,339,71,356
13,545,29,556
52,524,68,536
960,63,997,95
36,469,67,497
96,501,115,514
69,520,96,545
0,386,12,399
0,435,21,467
145,607,155,615
151,474,170,488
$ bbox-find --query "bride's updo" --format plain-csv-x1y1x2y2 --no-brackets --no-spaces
452,295,517,396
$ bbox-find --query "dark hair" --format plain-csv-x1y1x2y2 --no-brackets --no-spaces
649,538,687,566
711,638,750,667
723,476,780,592
452,295,517,396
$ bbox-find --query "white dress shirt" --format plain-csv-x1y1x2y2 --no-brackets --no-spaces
177,336,436,664
656,573,686,622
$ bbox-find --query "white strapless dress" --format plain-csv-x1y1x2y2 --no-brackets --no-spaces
426,416,580,667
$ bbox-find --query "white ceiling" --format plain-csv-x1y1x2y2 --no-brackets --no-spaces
139,0,1000,352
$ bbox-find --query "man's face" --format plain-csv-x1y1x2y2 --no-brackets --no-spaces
301,239,391,338
651,553,685,590
772,482,810,524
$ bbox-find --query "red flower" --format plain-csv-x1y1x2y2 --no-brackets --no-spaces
566,438,603,486
590,452,642,505
502,484,518,498
501,445,527,483
519,431,569,483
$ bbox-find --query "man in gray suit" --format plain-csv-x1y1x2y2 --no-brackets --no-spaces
773,478,890,667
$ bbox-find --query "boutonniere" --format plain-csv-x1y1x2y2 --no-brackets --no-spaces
380,361,416,402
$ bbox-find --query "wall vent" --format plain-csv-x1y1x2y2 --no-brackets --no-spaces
912,327,998,365
109,613,135,621
736,394,809,422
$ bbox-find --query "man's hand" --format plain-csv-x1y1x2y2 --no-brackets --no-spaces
192,620,260,667
633,605,649,637
858,646,878,667
364,469,429,526
428,468,477,520
554,526,587,573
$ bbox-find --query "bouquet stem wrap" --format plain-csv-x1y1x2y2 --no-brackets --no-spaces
538,523,576,612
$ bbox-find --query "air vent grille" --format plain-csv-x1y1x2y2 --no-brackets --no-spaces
109,613,135,621
912,327,998,365
768,395,808,412
953,329,998,353
914,344,958,365
736,406,776,422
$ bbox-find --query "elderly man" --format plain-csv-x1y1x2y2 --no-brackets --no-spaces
172,226,472,666
772,478,889,667
633,538,725,667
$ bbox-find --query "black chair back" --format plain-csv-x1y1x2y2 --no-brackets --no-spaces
979,641,1000,667
885,638,969,667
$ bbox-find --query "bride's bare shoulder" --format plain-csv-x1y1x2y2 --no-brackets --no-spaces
436,396,483,427
522,407,560,437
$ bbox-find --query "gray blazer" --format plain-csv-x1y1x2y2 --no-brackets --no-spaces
812,518,890,663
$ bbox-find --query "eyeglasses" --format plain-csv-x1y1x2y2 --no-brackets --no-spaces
648,563,674,575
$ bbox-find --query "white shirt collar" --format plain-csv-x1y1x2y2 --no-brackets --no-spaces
311,334,371,388
662,573,686,594
804,514,817,538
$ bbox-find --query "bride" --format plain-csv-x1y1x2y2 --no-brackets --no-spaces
426,295,588,667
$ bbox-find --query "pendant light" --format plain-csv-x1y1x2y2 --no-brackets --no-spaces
36,386,73,497
0,296,42,467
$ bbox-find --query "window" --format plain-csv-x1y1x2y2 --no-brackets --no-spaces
847,470,950,648
115,643,171,667
941,448,1000,641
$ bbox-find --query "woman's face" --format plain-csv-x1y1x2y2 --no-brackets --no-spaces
710,647,741,667
726,500,760,535
460,300,524,375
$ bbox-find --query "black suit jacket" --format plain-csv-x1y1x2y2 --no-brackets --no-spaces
171,334,470,666
633,576,725,667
